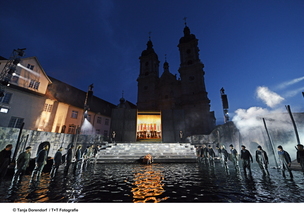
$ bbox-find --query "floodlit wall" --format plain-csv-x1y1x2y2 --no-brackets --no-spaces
0,87,46,130
51,102,69,133
15,57,51,94
0,127,105,159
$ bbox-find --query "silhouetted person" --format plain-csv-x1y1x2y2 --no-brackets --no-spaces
75,145,82,162
112,131,116,143
179,131,183,142
229,144,240,173
11,146,31,184
216,145,221,158
82,145,93,167
207,145,216,166
200,144,208,164
240,145,253,178
93,145,99,157
296,144,304,174
220,145,229,173
50,147,63,178
82,146,91,158
256,145,269,176
64,145,74,173
0,144,13,181
31,145,49,182
74,145,82,173
277,145,293,178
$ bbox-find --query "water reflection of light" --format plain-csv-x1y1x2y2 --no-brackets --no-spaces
8,175,51,203
131,165,169,203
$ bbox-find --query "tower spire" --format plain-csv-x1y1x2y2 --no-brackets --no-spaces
183,17,187,26
119,90,125,106
146,31,153,51
183,17,191,36
163,54,169,73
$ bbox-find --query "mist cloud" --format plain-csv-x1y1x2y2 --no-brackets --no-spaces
232,107,269,134
256,86,284,108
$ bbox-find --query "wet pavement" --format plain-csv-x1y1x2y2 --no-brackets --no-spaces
0,160,304,203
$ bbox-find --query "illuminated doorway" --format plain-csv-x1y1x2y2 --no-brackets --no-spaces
137,112,161,141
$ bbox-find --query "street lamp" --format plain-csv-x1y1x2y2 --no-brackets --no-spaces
84,84,93,113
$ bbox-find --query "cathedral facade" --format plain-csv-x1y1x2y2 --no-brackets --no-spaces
111,25,215,142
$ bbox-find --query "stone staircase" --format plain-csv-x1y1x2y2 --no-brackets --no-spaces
97,142,197,163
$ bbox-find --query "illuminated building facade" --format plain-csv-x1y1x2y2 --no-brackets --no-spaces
0,56,115,138
46,77,115,137
111,25,216,142
0,56,52,130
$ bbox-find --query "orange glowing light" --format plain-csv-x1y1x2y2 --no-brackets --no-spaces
131,166,168,203
137,113,162,140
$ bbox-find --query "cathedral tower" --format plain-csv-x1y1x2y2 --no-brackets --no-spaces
178,25,209,110
177,24,215,134
134,24,215,142
137,38,160,111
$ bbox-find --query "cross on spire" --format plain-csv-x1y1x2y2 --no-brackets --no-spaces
148,31,152,40
183,17,187,26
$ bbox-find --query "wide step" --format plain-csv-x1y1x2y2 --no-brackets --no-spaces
97,143,197,163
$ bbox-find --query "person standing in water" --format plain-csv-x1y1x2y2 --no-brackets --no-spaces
256,145,269,176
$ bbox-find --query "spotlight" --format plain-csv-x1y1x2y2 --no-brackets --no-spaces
13,58,21,65
84,110,88,118
8,67,15,74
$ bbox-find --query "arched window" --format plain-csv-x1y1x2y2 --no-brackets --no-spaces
61,125,66,133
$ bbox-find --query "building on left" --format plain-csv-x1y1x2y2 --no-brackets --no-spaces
0,54,116,139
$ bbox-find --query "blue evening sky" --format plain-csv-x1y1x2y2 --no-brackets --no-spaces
1,0,304,124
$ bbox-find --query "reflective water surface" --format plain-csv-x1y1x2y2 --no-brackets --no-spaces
1,162,304,203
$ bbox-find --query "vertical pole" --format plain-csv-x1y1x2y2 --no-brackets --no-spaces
22,134,29,151
217,130,220,145
238,130,242,152
262,118,278,168
285,105,301,145
12,122,24,162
